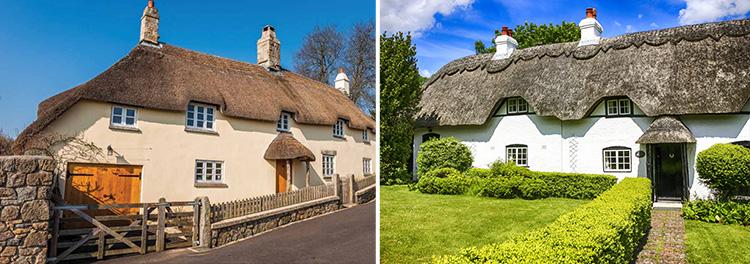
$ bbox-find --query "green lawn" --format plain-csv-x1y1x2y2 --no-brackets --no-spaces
685,220,750,264
380,185,587,264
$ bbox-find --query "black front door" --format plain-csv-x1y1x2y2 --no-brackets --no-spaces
654,144,685,201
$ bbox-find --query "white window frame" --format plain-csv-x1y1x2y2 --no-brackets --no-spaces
603,147,632,172
363,158,372,175
362,129,369,141
322,154,335,177
111,106,137,128
195,160,224,183
333,119,345,138
186,103,216,131
605,98,632,116
506,98,529,114
506,144,528,167
277,112,291,132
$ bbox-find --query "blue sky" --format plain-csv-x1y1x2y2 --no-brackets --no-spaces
380,0,750,77
0,0,374,137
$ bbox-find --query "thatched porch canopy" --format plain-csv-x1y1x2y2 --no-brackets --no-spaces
636,116,696,144
264,133,315,161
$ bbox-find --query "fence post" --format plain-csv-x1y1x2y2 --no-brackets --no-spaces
349,174,355,204
141,203,148,254
198,196,212,248
156,198,166,252
192,197,200,247
333,174,342,206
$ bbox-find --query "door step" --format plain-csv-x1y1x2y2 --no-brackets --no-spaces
653,201,682,211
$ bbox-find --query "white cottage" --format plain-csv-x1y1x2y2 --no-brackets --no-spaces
413,9,750,202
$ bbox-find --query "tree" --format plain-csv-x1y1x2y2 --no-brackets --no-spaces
344,22,376,114
380,32,423,184
0,130,13,156
474,21,580,54
294,25,344,84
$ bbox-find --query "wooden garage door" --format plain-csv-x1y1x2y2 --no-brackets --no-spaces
65,163,142,215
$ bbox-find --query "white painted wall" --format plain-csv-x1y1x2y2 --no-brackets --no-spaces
413,99,750,199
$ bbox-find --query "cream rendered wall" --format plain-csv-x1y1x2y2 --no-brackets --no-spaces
44,100,374,203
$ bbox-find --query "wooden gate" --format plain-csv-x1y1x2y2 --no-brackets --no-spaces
48,199,199,263
65,163,142,215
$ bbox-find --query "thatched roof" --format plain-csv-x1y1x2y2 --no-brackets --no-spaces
264,133,315,161
13,43,374,154
636,116,696,144
416,19,750,127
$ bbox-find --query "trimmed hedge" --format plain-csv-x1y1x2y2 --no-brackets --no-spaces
696,143,750,199
682,199,750,225
417,137,474,176
464,168,492,178
531,172,618,199
415,168,471,195
432,178,653,264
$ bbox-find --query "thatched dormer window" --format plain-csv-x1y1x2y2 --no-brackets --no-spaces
333,119,346,138
187,103,215,131
362,129,370,141
277,112,291,132
605,98,632,116
506,98,528,114
111,106,137,128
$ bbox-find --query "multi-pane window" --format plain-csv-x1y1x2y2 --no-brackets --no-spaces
195,160,223,183
333,119,345,137
606,98,632,116
506,144,528,166
603,147,631,172
362,129,369,141
186,103,215,130
363,158,372,175
507,98,529,114
111,106,137,127
322,154,335,177
277,112,290,132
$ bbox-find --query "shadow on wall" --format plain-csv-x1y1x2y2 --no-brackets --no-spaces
685,115,750,138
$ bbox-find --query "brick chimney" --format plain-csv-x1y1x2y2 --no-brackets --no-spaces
334,68,350,96
257,25,281,69
578,8,603,47
492,26,518,60
140,0,159,45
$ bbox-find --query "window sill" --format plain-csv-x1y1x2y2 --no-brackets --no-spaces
333,135,346,140
185,127,219,135
277,129,291,133
194,182,228,188
603,170,632,173
109,125,141,133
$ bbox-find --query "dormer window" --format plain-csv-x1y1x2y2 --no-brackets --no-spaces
333,119,345,138
362,129,369,141
187,103,215,131
606,98,632,116
507,98,528,114
277,112,291,132
111,106,137,128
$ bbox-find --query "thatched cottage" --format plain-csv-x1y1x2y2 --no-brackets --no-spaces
12,0,375,204
414,8,750,201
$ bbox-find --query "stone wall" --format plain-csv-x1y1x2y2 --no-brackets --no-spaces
210,197,339,248
355,185,376,204
0,156,54,264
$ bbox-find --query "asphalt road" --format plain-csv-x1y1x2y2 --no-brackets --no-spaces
100,201,376,264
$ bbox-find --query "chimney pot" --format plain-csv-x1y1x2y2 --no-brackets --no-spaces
501,26,509,36
507,29,513,37
148,0,154,8
578,7,603,47
492,26,518,60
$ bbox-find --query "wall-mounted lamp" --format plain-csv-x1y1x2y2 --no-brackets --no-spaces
107,145,114,156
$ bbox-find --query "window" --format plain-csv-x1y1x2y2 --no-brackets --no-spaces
362,129,369,141
277,112,290,132
363,158,372,175
605,98,632,116
333,119,345,138
506,144,528,166
111,106,137,127
422,133,440,142
186,103,215,130
506,98,529,114
603,147,631,172
322,154,335,177
195,160,223,183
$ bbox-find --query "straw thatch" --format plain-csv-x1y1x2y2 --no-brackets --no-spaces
13,43,374,154
416,19,750,127
636,116,696,144
264,132,316,161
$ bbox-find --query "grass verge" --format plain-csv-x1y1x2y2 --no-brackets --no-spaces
685,220,750,264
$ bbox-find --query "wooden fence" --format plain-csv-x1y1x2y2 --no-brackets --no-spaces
354,175,376,191
211,183,335,222
48,198,199,263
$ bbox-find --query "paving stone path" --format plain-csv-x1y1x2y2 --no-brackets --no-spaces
636,209,687,264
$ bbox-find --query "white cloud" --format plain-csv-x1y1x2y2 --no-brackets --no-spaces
678,0,750,25
650,22,660,27
380,0,475,34
420,69,432,77
614,21,622,26
638,14,644,19
626,25,635,33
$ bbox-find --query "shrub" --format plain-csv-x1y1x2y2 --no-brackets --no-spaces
518,178,550,199
464,168,492,178
696,143,750,199
416,168,471,195
417,137,473,176
476,176,524,198
682,199,750,225
433,178,653,264
489,160,531,178
530,172,618,199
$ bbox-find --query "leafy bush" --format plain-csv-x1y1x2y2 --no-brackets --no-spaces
464,168,492,178
416,168,471,195
531,172,618,199
682,199,750,225
476,176,523,198
518,178,550,199
433,178,653,264
489,160,531,178
417,137,473,176
696,143,750,200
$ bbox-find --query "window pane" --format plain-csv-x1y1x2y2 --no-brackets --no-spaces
188,105,194,111
197,121,204,127
126,109,136,117
187,119,194,126
197,106,204,114
207,107,213,115
113,107,122,115
112,116,122,124
125,117,135,125
197,113,204,121
207,121,213,129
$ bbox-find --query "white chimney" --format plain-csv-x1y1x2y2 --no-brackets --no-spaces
578,8,603,47
140,0,159,45
257,25,281,69
334,68,350,96
492,26,517,60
